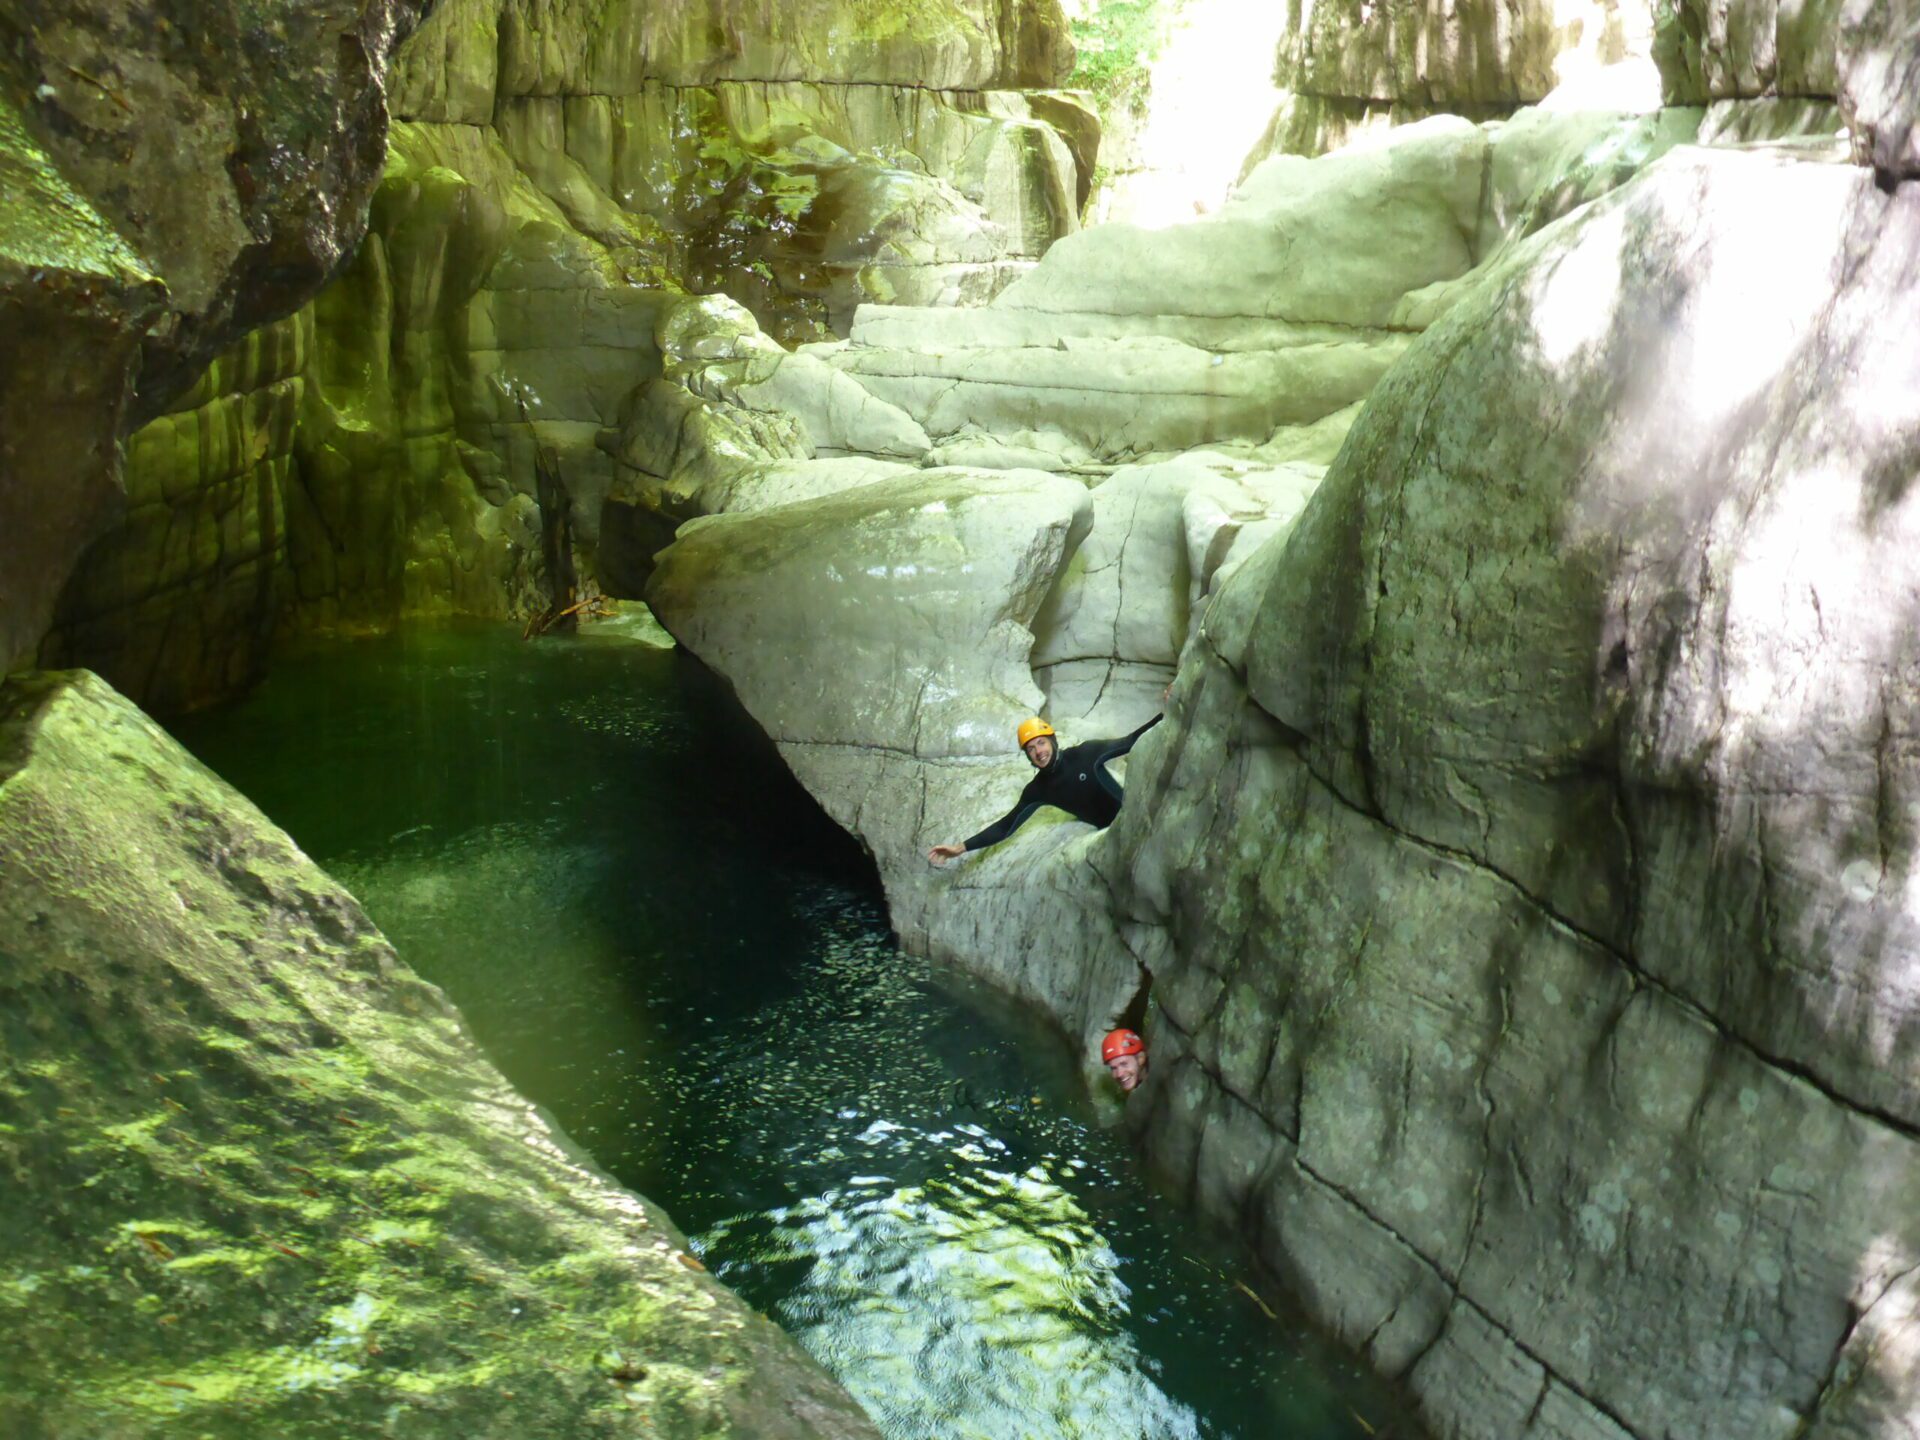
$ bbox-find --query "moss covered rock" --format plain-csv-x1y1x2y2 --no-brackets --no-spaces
0,0,426,679
0,669,879,1439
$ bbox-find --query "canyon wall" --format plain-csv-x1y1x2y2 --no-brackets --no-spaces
639,14,1920,1438
0,0,425,681
29,0,1090,713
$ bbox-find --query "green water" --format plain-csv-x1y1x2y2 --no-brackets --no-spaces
173,620,1402,1440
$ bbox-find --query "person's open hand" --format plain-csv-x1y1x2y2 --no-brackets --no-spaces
927,843,967,865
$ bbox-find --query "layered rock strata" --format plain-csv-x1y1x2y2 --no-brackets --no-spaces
0,669,879,1440
0,0,426,678
643,101,1707,1043
34,0,1090,711
1247,0,1662,162
641,90,1920,1440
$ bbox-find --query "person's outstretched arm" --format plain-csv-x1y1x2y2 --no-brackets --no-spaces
1092,712,1163,763
928,788,1042,864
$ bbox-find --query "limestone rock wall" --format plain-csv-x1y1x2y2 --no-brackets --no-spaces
0,0,425,679
641,104,1707,1028
638,69,1920,1440
36,311,310,712
1109,146,1920,1440
1652,0,1843,102
34,0,1088,711
1246,0,1661,163
0,669,880,1440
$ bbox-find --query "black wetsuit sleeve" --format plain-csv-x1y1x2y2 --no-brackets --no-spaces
963,783,1043,852
1092,713,1163,763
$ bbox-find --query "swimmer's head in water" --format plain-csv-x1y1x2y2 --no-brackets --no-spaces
1101,1028,1147,1092
1016,716,1056,768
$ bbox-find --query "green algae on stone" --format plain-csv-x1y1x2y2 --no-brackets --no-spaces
0,670,879,1440
0,96,156,283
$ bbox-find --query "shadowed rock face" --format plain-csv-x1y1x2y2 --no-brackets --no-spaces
0,669,881,1440
1,0,430,419
0,0,427,677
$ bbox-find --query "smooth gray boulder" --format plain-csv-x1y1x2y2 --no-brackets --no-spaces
1113,141,1920,1440
818,107,1702,465
0,670,880,1440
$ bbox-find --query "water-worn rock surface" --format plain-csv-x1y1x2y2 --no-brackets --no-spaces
0,0,426,678
1111,145,1920,1440
642,81,1920,1440
0,669,879,1440
32,0,1090,711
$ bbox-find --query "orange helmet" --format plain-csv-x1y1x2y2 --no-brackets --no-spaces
1101,1028,1145,1063
1015,717,1056,750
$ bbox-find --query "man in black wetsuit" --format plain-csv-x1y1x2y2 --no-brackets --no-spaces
926,712,1162,864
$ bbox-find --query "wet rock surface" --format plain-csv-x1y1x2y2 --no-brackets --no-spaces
0,669,879,1440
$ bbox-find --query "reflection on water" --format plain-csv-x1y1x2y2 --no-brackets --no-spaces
174,622,1395,1440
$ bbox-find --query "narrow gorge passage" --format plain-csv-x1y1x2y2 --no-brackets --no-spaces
170,621,1404,1440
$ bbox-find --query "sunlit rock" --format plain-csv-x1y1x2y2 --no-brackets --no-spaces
1839,0,1920,183
1105,144,1920,1440
0,669,879,1440
660,295,933,461
820,108,1699,466
1030,453,1324,733
1246,0,1661,160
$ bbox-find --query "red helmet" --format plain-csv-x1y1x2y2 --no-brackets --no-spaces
1101,1028,1145,1063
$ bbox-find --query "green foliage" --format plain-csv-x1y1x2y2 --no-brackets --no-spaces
1067,0,1184,109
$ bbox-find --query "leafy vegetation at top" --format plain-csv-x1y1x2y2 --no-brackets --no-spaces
1067,0,1188,110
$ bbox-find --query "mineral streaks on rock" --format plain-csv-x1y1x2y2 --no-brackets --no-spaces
0,670,881,1440
1121,147,1920,1439
37,311,312,713
36,0,1091,711
0,0,425,679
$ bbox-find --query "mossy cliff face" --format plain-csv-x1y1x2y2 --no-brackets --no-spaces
0,0,425,680
0,669,881,1440
36,0,1088,710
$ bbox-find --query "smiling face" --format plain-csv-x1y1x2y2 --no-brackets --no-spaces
1105,1051,1145,1092
1022,735,1056,769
